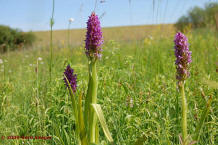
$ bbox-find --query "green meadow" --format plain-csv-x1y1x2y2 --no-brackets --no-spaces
0,25,217,145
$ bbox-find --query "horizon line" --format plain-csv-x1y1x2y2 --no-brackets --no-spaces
31,23,175,32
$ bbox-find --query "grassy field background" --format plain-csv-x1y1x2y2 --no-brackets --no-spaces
0,24,217,144
34,24,174,47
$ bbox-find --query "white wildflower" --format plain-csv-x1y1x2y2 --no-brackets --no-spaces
38,57,42,61
0,59,3,64
69,18,74,23
130,98,133,108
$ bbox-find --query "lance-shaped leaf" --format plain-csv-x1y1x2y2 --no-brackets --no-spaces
64,74,80,139
78,94,88,145
92,104,113,143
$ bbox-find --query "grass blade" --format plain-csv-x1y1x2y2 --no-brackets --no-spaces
194,96,213,141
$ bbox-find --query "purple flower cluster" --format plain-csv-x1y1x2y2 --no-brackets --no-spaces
64,65,77,93
85,12,103,59
174,32,192,82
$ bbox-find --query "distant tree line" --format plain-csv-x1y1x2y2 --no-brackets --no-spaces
0,25,36,53
175,2,218,32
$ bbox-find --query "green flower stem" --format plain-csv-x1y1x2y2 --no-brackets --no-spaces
84,61,92,134
67,22,71,49
95,124,99,144
179,82,187,144
3,60,6,81
49,0,55,83
65,74,81,144
176,90,179,143
49,20,53,83
36,59,39,98
89,60,98,143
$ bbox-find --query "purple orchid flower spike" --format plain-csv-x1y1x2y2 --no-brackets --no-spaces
85,12,103,60
64,65,77,93
174,32,192,82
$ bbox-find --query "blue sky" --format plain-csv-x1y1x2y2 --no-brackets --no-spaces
0,0,217,31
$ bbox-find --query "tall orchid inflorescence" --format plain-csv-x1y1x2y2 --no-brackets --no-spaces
174,32,192,145
64,65,77,93
63,65,85,144
63,12,113,145
84,12,114,144
174,32,192,83
85,12,103,60
85,12,103,143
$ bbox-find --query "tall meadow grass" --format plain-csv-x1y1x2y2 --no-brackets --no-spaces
0,27,217,144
